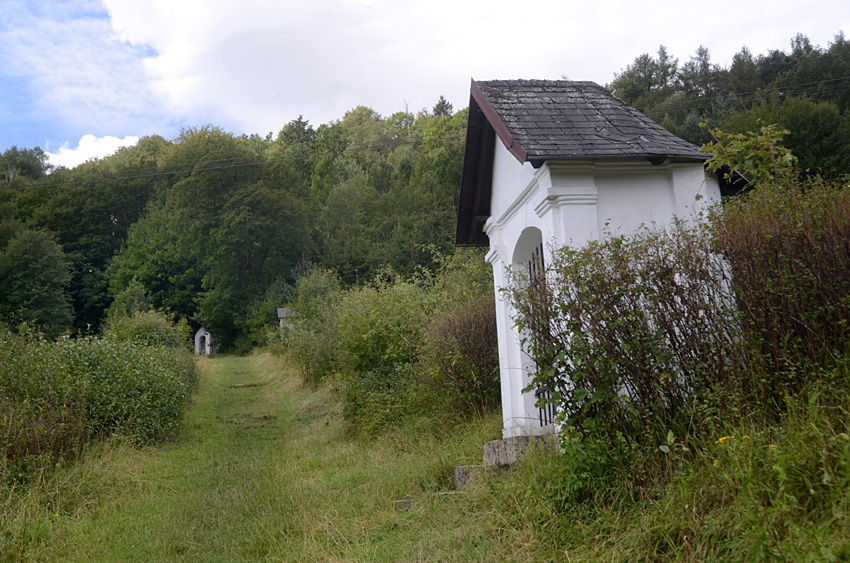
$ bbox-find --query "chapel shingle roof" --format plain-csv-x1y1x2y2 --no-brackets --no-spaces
456,79,710,246
473,79,707,164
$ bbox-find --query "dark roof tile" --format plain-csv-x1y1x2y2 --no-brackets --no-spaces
473,79,706,162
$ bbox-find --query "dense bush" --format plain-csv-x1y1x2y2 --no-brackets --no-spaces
507,223,746,459
76,339,197,443
421,296,499,415
335,276,429,376
0,327,197,480
705,124,850,408
102,310,191,350
334,275,431,434
104,278,154,321
283,267,343,384
281,249,499,435
715,178,850,384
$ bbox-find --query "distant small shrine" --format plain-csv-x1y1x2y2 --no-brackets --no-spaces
194,327,218,355
277,307,297,329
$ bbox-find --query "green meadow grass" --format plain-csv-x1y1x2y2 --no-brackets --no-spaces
6,352,850,561
8,353,544,562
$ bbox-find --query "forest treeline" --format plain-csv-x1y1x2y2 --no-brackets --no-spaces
610,32,850,175
0,32,848,350
0,100,466,349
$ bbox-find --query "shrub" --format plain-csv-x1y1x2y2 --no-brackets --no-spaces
335,277,429,375
714,177,850,384
706,125,850,407
240,277,293,350
105,278,154,321
102,310,191,350
334,275,431,433
421,296,500,415
429,246,496,305
288,267,343,320
283,267,343,384
0,326,198,481
285,322,340,384
281,250,498,435
75,338,197,443
507,222,746,448
701,123,799,186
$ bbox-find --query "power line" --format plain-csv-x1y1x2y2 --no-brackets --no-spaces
639,75,850,118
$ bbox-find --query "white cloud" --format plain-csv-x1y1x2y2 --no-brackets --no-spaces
101,0,849,139
2,0,847,153
0,0,174,146
47,134,139,169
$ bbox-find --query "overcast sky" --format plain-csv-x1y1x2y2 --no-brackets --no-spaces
1,0,847,168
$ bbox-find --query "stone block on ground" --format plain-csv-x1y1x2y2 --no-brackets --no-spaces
483,434,554,466
454,465,491,491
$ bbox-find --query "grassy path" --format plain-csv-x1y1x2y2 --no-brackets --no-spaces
12,352,850,561
29,353,509,562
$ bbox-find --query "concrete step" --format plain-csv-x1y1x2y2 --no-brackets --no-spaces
393,434,555,511
483,434,555,466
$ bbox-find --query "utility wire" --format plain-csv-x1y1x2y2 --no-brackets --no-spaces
639,75,850,118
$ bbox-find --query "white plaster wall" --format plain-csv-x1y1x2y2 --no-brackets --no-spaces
594,162,720,238
485,248,514,431
595,164,676,237
671,163,721,219
487,156,720,439
486,159,558,438
490,139,537,222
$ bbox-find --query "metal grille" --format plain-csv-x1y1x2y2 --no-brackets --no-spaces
535,387,555,426
528,242,553,427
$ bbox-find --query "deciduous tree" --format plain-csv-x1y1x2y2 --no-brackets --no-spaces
0,228,72,336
